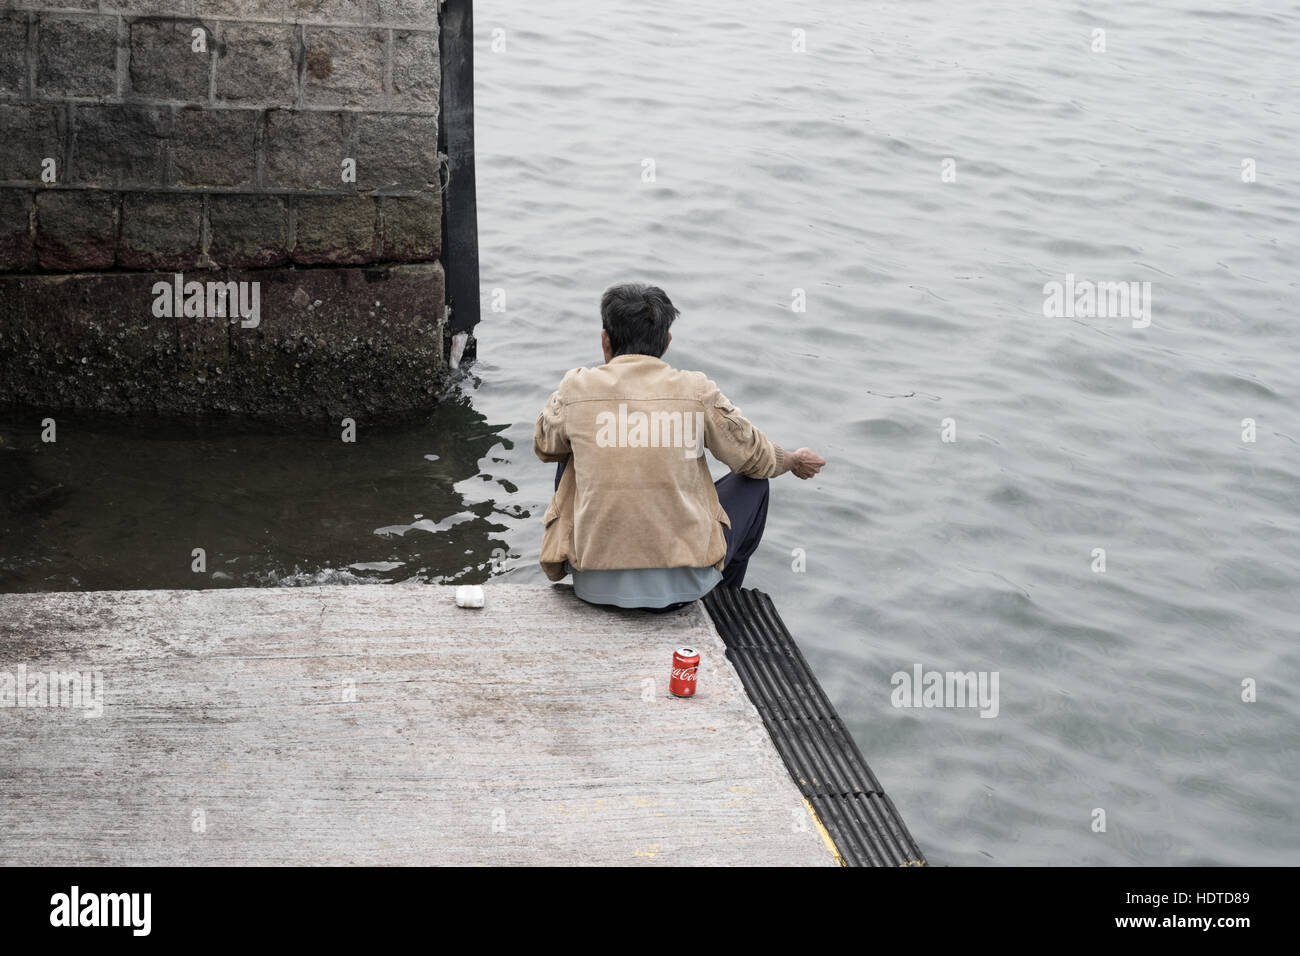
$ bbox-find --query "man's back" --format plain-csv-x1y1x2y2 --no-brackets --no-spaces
535,353,785,579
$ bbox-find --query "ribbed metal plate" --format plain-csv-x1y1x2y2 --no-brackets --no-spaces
703,587,926,867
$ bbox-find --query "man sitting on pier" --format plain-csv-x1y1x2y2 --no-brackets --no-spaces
533,283,825,610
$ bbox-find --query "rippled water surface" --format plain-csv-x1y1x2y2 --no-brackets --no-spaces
3,0,1298,865
470,0,1300,866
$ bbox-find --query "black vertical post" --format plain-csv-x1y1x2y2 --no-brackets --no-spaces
438,0,481,338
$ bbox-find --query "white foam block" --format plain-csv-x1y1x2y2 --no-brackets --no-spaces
455,585,485,608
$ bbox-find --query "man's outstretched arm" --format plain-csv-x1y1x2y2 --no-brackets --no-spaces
701,381,825,479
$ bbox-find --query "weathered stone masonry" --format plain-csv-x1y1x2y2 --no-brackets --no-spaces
0,0,448,417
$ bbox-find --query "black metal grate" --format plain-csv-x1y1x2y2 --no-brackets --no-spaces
703,586,926,867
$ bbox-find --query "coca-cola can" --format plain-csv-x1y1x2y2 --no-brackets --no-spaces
670,646,700,698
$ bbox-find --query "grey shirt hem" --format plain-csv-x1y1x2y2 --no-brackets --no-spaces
564,561,723,609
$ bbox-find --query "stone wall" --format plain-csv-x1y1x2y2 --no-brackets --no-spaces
0,0,448,417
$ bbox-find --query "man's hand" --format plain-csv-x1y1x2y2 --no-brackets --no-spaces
789,448,826,479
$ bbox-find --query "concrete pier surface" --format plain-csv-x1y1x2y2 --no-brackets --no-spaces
0,584,838,866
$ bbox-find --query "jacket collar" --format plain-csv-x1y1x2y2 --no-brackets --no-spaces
606,353,668,369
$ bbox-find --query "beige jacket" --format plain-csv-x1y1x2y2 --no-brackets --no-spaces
533,354,786,581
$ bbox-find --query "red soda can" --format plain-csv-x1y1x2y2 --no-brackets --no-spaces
670,646,700,698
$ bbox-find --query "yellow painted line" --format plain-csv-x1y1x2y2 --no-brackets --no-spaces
801,797,845,867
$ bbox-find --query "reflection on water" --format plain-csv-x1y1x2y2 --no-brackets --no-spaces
0,394,522,592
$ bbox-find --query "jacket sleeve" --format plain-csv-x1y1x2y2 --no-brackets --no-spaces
700,379,786,478
533,387,571,462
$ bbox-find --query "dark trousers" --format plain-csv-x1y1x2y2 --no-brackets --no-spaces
554,461,769,591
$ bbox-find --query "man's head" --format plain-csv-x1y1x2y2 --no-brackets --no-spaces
600,283,678,361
